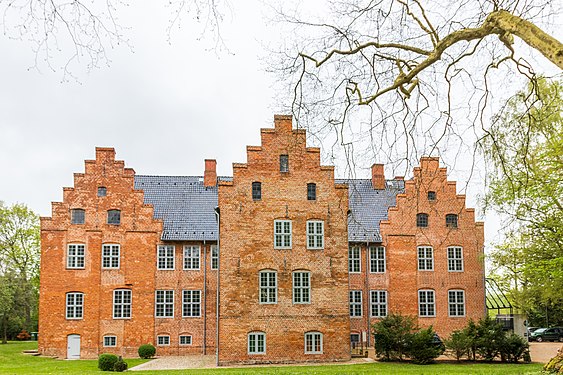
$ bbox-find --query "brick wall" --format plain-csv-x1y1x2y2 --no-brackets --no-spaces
217,115,350,365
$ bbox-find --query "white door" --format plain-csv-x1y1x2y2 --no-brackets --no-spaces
67,334,80,359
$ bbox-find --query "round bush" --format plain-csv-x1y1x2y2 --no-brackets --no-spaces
138,344,156,359
113,356,128,372
98,353,118,371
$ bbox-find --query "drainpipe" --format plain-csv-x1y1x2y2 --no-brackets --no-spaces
203,238,207,355
214,207,220,366
365,241,370,347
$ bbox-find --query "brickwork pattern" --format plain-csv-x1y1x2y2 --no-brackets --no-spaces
217,116,350,365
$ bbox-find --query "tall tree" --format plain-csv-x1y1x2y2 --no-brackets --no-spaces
483,78,563,326
271,0,562,174
0,202,40,337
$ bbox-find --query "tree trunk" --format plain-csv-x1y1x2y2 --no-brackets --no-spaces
486,10,563,70
1,315,7,344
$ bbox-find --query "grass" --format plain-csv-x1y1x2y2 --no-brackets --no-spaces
0,341,543,374
0,341,148,374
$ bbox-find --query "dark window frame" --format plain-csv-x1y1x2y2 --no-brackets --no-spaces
107,210,121,225
98,187,107,197
427,191,436,201
416,213,429,228
71,209,85,225
280,155,289,173
252,182,262,201
446,214,458,228
307,183,316,200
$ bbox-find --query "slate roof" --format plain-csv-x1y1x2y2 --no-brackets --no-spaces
337,179,405,243
134,175,404,243
134,175,218,241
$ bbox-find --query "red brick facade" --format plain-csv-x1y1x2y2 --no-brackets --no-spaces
38,116,485,362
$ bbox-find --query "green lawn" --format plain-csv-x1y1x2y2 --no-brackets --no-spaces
0,341,543,374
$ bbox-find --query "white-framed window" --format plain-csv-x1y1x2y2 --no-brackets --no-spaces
155,290,174,318
349,290,362,317
305,332,323,354
369,246,385,273
447,246,464,272
370,290,387,318
157,335,170,346
211,245,219,270
417,246,434,271
259,270,277,304
274,220,292,249
103,335,117,347
67,244,85,269
248,332,266,354
306,221,324,249
418,289,436,317
65,292,83,319
448,290,465,317
179,335,192,345
183,245,200,270
348,246,361,273
293,271,311,304
102,244,120,269
113,289,132,319
157,245,175,270
182,290,201,317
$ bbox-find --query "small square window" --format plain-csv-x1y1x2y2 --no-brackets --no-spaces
416,213,428,228
98,187,107,197
307,183,316,200
103,336,117,347
427,191,436,200
157,335,170,346
446,214,458,228
280,155,289,173
71,209,85,225
180,335,192,345
252,182,262,201
107,210,121,225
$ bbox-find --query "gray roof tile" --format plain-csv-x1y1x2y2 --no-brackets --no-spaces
134,175,218,241
135,175,403,243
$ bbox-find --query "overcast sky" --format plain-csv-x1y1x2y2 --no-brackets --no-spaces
0,1,560,250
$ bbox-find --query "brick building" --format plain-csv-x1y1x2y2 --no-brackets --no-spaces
39,115,485,363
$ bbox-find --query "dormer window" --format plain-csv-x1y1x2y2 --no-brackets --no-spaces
427,191,436,201
252,182,262,201
307,183,316,201
107,210,121,225
71,209,85,225
446,214,458,228
280,155,289,173
98,187,107,197
416,213,429,228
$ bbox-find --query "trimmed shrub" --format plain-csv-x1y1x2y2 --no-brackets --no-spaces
138,343,156,359
98,353,118,371
408,327,444,364
372,313,417,361
500,333,529,363
113,356,128,372
444,330,471,361
475,316,505,361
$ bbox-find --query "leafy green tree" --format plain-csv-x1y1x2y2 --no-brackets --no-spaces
408,326,443,364
0,202,40,341
483,78,563,326
444,330,471,361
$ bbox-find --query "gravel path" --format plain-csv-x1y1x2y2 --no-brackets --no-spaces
129,343,561,371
